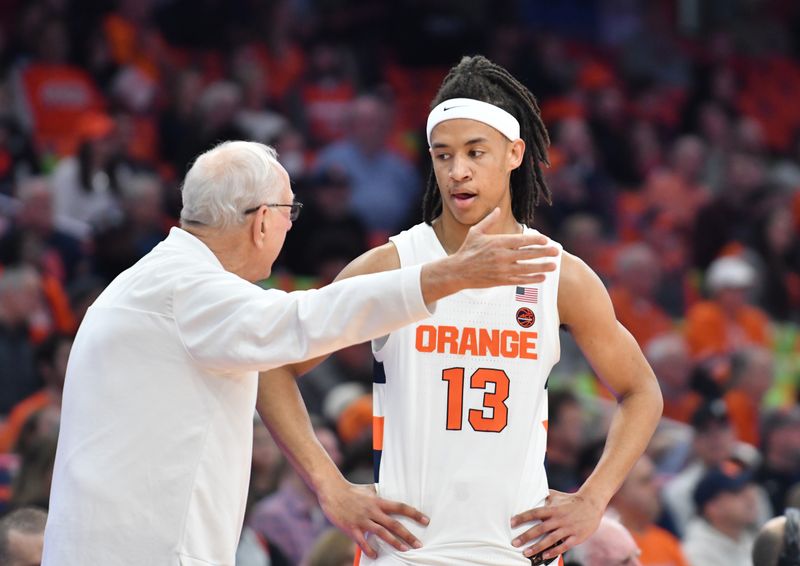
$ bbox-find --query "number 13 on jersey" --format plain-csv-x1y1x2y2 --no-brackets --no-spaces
441,367,509,433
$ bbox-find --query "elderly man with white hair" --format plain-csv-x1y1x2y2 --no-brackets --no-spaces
42,141,558,566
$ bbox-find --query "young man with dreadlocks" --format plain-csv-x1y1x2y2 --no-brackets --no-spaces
258,56,663,565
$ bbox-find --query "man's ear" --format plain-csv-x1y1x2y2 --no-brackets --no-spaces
508,138,526,171
251,207,267,248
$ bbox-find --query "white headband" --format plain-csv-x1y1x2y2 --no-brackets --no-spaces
426,98,521,145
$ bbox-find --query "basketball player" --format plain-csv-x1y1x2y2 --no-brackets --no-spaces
258,56,663,565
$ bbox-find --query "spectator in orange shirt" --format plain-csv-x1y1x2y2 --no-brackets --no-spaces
645,333,702,424
685,255,772,360
724,346,774,446
610,454,690,566
609,243,674,348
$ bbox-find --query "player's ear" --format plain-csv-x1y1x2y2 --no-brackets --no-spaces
508,138,525,171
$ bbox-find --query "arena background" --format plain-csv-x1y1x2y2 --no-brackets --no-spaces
0,1,799,564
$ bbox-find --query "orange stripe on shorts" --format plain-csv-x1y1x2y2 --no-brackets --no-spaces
373,416,384,451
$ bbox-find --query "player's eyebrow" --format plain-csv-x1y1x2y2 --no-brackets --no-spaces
431,137,489,149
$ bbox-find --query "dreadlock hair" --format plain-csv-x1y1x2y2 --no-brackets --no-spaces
422,55,552,227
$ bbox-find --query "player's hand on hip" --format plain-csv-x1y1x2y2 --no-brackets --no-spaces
509,489,604,561
318,481,428,559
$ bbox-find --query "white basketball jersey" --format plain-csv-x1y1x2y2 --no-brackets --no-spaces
361,223,563,566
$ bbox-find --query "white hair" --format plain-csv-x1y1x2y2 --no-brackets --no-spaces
180,141,283,229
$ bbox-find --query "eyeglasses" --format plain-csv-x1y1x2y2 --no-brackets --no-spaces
244,202,303,221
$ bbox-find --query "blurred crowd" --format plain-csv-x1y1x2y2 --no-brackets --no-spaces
1,0,800,564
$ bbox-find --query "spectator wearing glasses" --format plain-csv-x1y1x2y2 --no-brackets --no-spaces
41,140,558,565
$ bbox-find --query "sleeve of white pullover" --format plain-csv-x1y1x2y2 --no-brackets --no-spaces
173,264,434,372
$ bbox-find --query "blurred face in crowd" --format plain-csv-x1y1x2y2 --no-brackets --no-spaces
616,246,661,299
737,348,773,400
648,337,692,394
699,103,730,145
6,527,44,566
557,117,594,160
726,152,766,197
694,421,736,467
548,400,584,455
430,118,524,228
765,207,795,254
713,285,750,313
349,97,392,152
671,136,706,182
19,180,54,233
582,518,643,566
705,484,759,534
765,421,800,472
615,456,662,526
125,178,163,229
0,270,42,326
313,178,350,219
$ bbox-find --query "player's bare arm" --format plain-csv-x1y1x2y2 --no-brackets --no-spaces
510,251,663,561
255,240,414,559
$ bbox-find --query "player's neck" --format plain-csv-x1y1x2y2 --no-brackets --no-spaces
433,209,522,255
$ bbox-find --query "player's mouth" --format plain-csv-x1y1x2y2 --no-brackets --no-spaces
450,191,477,209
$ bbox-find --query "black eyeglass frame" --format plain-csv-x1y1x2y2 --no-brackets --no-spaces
244,202,303,221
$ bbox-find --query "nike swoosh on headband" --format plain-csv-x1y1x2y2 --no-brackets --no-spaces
427,98,521,144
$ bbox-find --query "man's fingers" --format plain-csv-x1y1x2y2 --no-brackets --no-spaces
372,513,423,549
511,521,551,547
511,506,551,527
512,246,560,261
511,261,558,275
534,535,575,561
353,529,376,559
471,207,501,234
505,274,548,286
523,529,567,558
378,499,430,525
493,232,551,248
372,524,411,552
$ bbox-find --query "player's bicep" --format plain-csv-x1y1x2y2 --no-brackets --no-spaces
558,254,653,399
333,242,401,282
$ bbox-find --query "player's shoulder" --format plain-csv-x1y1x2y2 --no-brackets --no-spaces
558,250,597,291
557,250,612,324
334,242,401,282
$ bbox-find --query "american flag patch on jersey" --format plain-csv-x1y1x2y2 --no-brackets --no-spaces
515,286,538,304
